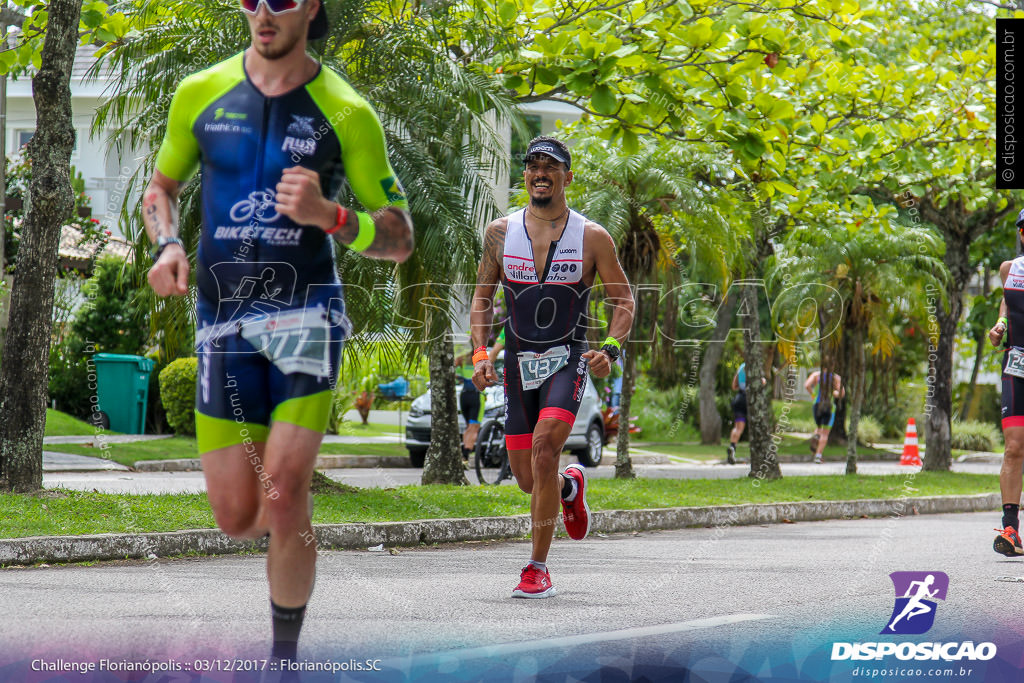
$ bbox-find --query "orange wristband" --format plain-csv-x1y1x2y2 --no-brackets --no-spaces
472,349,489,365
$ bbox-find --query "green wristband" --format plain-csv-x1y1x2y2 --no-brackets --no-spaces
602,336,621,350
998,316,1008,327
348,212,376,253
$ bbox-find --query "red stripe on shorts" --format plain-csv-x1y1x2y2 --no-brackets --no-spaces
506,433,533,450
539,406,577,427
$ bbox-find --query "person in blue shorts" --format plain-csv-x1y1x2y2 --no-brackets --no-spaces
805,368,843,464
144,0,413,662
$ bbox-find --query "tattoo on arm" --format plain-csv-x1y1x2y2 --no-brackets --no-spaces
477,222,506,285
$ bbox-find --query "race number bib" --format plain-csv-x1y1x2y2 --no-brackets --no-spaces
240,308,331,378
1007,347,1024,380
517,345,569,391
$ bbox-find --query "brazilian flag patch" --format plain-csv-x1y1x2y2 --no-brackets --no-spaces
380,176,406,203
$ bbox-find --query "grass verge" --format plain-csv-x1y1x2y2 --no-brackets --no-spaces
44,409,109,437
2,472,997,539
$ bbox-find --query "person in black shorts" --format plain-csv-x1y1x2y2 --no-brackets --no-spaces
988,209,1024,557
469,137,635,598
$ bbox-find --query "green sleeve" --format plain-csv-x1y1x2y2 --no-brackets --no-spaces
154,82,201,182
337,101,408,212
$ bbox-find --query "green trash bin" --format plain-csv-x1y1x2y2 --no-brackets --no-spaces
92,353,156,434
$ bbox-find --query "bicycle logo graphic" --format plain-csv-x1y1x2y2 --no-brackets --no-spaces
229,189,281,224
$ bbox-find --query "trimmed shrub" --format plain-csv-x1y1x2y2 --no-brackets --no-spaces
159,357,197,435
951,420,1002,452
856,415,883,447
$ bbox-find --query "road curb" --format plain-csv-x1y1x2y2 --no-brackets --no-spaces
133,454,412,472
0,493,1000,566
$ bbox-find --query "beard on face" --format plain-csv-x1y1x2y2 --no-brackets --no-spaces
254,23,303,60
530,194,552,208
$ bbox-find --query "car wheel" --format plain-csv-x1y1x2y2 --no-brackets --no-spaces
408,447,426,468
573,420,603,467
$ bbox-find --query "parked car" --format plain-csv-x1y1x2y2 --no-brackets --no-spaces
404,356,605,468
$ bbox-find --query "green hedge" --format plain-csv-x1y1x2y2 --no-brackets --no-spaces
159,357,197,435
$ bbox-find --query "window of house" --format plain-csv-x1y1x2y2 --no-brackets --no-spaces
15,128,80,159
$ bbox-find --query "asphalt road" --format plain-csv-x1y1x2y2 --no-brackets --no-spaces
2,512,1022,681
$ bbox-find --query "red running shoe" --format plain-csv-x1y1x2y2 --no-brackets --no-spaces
994,526,1024,557
561,464,591,540
512,564,556,598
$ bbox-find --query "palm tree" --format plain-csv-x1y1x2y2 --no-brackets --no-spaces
771,216,946,474
564,130,734,478
92,0,520,484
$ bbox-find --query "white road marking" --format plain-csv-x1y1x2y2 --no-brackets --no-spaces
426,613,776,662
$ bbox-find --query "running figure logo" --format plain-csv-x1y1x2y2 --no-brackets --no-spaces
882,571,949,635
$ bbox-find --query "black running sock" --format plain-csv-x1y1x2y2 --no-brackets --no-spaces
1003,503,1020,531
729,442,737,449
560,474,573,500
270,601,306,661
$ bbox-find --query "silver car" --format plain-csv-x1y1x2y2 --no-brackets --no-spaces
404,358,605,468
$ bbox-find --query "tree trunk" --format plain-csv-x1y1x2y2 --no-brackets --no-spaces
740,281,781,480
699,293,738,444
614,340,637,479
0,0,81,492
961,265,989,420
925,294,958,471
845,325,865,475
917,196,1006,471
648,272,680,390
421,335,468,485
924,238,972,471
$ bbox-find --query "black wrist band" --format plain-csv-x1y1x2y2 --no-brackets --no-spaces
150,236,184,262
600,343,620,363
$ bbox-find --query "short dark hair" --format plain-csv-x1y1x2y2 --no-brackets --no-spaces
524,135,571,170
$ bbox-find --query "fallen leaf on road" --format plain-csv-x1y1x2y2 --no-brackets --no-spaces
782,518,794,524
388,548,400,556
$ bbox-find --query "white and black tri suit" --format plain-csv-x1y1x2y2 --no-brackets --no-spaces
1002,256,1024,428
500,207,591,451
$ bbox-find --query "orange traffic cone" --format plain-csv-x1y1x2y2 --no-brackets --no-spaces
900,418,922,466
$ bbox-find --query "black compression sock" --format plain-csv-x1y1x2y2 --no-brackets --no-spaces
560,474,573,500
1003,503,1020,531
270,601,306,661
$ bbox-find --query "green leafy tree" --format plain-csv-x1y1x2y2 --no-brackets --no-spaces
0,0,89,492
563,129,734,477
771,214,945,474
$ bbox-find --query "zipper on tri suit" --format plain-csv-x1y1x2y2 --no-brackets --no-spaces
253,96,272,266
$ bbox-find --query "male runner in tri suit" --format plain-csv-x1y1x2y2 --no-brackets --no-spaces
471,137,635,598
988,209,1024,557
144,0,413,661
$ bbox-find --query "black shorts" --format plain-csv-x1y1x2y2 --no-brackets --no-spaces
502,343,588,451
460,378,480,425
1002,349,1024,429
731,391,747,422
813,400,836,428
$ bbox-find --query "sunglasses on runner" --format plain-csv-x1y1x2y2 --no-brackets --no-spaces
239,0,307,16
